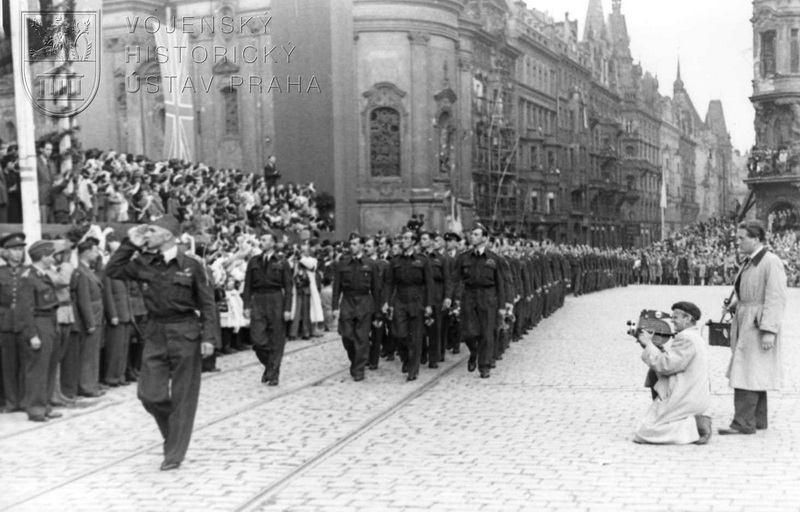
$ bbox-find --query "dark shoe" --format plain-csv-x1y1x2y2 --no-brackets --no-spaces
209,368,221,373
221,348,235,355
467,357,477,372
480,370,491,379
98,383,109,390
439,355,445,362
108,382,121,388
261,370,269,383
50,400,69,407
428,362,439,369
385,354,395,361
45,411,63,419
353,374,365,382
718,427,755,435
495,354,503,360
490,362,496,369
401,362,409,374
29,416,49,422
160,461,181,471
301,336,310,340
78,390,105,398
406,374,417,382
367,364,378,370
267,379,279,386
420,353,428,365
694,415,712,445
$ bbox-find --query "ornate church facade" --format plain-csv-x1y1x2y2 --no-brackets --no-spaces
1,0,743,245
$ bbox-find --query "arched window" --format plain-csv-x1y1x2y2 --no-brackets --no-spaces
221,86,239,135
369,107,401,177
437,110,454,173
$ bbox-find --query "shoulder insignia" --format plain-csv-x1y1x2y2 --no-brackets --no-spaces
21,269,31,278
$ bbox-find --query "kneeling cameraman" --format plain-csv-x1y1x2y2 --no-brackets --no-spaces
634,302,712,445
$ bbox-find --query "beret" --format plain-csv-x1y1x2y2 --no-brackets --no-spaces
672,301,702,321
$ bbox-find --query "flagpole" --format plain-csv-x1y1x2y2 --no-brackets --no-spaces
10,0,42,242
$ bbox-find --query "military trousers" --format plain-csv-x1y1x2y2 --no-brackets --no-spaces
339,310,372,378
139,318,203,465
59,325,80,398
423,304,442,365
104,322,131,385
1,330,28,410
26,316,56,420
460,289,497,371
78,301,104,395
250,291,287,382
391,300,424,379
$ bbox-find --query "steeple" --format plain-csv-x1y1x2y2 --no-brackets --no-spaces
583,0,606,41
612,0,622,15
674,58,685,93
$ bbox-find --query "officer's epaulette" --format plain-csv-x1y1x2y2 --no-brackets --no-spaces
21,268,31,278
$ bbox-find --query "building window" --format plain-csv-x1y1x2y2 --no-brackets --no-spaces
547,192,555,213
792,29,799,73
761,30,777,77
530,191,539,212
370,107,401,177
221,86,239,135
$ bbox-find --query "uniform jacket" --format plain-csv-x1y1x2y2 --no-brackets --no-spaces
453,248,506,306
48,262,76,325
103,275,134,324
727,248,788,390
332,255,381,318
635,326,710,444
0,264,36,339
105,239,220,347
385,251,433,309
242,252,294,313
71,262,104,332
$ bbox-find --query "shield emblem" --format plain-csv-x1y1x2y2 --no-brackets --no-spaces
21,10,101,118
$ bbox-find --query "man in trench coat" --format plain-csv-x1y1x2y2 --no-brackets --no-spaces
719,220,787,435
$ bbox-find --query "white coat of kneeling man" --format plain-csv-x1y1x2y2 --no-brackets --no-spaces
634,301,712,445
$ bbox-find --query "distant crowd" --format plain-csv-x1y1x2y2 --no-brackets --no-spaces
636,217,800,287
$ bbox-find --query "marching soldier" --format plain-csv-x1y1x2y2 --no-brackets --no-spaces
383,228,433,382
242,231,293,386
419,231,451,369
105,215,219,471
443,232,462,354
332,235,382,381
453,226,507,379
365,237,388,370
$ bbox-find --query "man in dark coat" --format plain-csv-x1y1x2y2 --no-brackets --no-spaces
71,239,105,397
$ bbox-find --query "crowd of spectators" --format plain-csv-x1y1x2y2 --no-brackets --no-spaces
635,216,800,287
0,138,335,235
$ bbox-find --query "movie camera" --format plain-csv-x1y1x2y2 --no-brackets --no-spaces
626,310,675,345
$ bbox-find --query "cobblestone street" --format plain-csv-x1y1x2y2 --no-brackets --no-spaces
2,285,799,511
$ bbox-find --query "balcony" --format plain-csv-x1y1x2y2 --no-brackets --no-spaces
745,145,800,184
753,74,800,100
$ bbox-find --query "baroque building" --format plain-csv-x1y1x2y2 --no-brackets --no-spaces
747,0,800,232
0,0,741,245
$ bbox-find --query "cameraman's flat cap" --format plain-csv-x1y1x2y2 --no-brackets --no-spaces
672,301,701,321
150,215,181,237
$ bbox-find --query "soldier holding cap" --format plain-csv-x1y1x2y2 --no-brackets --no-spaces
23,239,63,422
105,214,219,471
0,233,37,414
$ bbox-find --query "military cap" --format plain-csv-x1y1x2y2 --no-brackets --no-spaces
671,301,702,322
0,232,26,249
443,232,462,242
28,240,56,260
151,215,182,237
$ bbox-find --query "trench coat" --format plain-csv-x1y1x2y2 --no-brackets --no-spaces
635,326,711,444
727,248,787,391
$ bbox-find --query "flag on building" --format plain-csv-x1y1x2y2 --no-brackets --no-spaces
153,27,195,162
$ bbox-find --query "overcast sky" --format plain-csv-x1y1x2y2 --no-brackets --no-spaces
525,0,754,153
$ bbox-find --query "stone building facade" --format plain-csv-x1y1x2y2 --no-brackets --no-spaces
747,0,800,233
1,0,742,245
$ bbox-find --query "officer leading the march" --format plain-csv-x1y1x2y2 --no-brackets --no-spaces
105,215,219,471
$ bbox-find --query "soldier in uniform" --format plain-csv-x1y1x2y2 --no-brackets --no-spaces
419,231,451,369
383,228,433,382
453,226,507,379
443,232,462,354
24,241,63,422
365,237,388,370
71,238,105,397
242,232,293,386
105,215,219,471
0,233,36,415
332,235,381,381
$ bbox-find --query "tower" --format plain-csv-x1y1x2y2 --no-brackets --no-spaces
746,0,800,231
